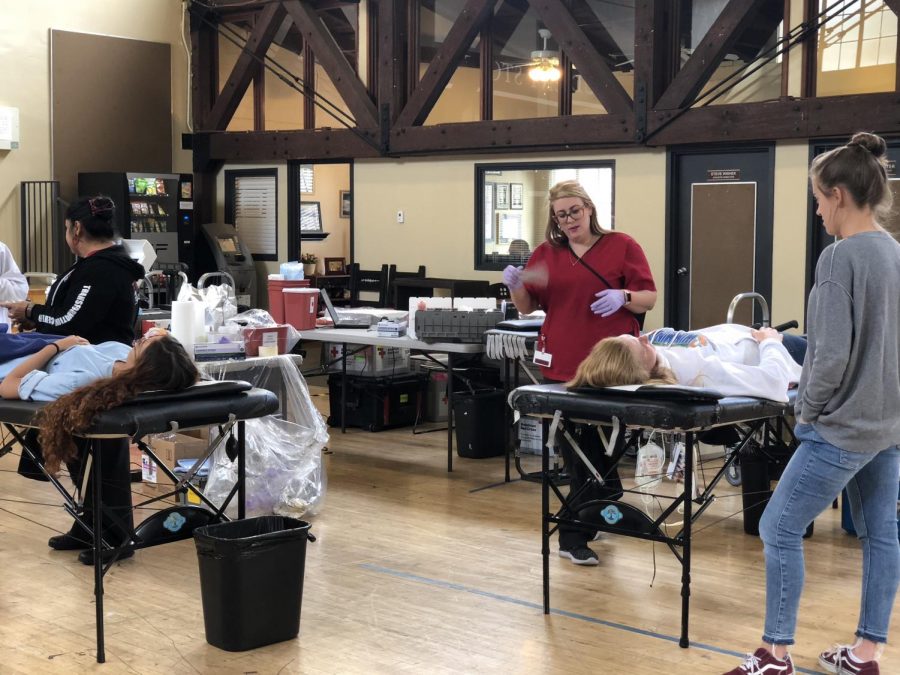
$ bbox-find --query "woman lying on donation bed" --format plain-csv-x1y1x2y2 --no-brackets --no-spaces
567,324,803,403
0,328,198,473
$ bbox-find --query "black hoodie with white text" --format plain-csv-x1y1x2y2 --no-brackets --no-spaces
32,245,144,345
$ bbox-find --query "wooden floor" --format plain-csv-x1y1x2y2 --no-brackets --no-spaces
0,383,895,674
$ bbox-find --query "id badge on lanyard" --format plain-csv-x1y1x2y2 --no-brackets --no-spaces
533,333,552,367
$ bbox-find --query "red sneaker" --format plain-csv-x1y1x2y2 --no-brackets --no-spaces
723,648,794,675
818,645,880,674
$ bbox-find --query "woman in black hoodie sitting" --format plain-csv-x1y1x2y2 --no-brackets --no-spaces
4,196,145,344
3,196,148,564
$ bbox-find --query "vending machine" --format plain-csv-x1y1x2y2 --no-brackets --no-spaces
77,172,196,273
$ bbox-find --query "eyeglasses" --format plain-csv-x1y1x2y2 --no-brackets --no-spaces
554,205,586,222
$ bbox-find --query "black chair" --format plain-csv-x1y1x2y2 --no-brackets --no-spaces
388,264,426,308
348,263,390,307
488,282,511,300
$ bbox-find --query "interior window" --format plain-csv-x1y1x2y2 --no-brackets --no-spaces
475,161,615,270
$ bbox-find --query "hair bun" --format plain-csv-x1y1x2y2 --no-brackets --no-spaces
88,196,115,219
848,132,887,158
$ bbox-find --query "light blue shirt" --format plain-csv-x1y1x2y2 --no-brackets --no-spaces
2,342,132,402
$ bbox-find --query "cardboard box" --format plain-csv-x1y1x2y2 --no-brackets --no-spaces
181,426,211,442
243,325,290,356
142,433,209,501
324,343,410,377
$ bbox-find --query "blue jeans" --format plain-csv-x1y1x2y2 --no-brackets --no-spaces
760,423,900,645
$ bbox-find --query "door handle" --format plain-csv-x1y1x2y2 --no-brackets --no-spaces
676,267,688,276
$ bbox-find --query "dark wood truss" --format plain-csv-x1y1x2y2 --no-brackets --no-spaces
189,0,900,166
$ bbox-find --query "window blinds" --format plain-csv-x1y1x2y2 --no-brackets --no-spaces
233,174,277,257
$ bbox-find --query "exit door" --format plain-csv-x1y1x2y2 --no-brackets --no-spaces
667,147,775,329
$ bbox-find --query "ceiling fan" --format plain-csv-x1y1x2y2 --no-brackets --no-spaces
528,28,561,82
495,28,562,82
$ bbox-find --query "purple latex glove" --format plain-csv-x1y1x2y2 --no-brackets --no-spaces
503,265,524,291
591,289,627,317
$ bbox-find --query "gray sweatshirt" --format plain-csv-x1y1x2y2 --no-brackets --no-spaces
796,230,900,453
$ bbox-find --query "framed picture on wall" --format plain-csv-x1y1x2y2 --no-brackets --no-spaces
495,183,510,209
324,257,346,274
483,182,494,243
300,201,323,233
510,183,524,210
339,190,351,218
496,212,522,244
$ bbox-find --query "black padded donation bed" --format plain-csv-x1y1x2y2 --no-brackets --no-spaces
2,379,279,663
508,383,797,648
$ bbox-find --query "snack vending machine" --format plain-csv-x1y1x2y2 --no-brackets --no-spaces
77,172,196,273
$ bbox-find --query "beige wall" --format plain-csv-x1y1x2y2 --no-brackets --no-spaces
0,0,191,260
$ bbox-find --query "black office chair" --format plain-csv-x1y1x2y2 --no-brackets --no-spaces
388,264,426,308
488,282,511,300
347,263,390,307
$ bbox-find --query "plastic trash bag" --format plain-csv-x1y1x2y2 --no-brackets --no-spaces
201,355,328,518
200,283,238,331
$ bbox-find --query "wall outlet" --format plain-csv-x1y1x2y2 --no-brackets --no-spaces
396,210,405,223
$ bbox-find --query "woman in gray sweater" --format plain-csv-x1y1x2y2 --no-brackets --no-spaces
725,134,900,675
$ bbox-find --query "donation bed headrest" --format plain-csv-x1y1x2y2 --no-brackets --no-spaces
0,379,277,436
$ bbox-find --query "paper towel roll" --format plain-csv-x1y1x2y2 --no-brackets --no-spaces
193,300,206,338
170,300,196,359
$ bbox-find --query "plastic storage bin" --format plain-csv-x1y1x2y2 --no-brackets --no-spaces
267,279,310,323
194,516,313,651
283,288,319,330
453,389,505,458
415,309,503,343
327,373,427,431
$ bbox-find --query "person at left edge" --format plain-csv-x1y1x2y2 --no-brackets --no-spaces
2,196,144,346
0,241,29,329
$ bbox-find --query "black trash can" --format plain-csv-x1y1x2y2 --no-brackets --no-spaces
741,449,770,536
194,516,313,651
453,389,505,458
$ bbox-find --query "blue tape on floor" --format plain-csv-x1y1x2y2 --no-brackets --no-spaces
359,563,822,675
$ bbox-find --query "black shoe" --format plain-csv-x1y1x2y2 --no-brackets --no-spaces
558,546,599,566
77,547,134,566
48,532,92,551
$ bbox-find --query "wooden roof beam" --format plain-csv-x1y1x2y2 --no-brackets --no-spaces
646,92,900,145
204,2,287,130
283,0,378,128
655,0,771,111
203,128,381,161
633,0,669,111
190,8,218,130
390,114,634,154
394,0,494,129
529,0,633,115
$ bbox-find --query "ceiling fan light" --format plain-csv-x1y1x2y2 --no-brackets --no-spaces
528,61,561,82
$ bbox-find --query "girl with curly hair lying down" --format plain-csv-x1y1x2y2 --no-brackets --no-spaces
0,329,198,563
